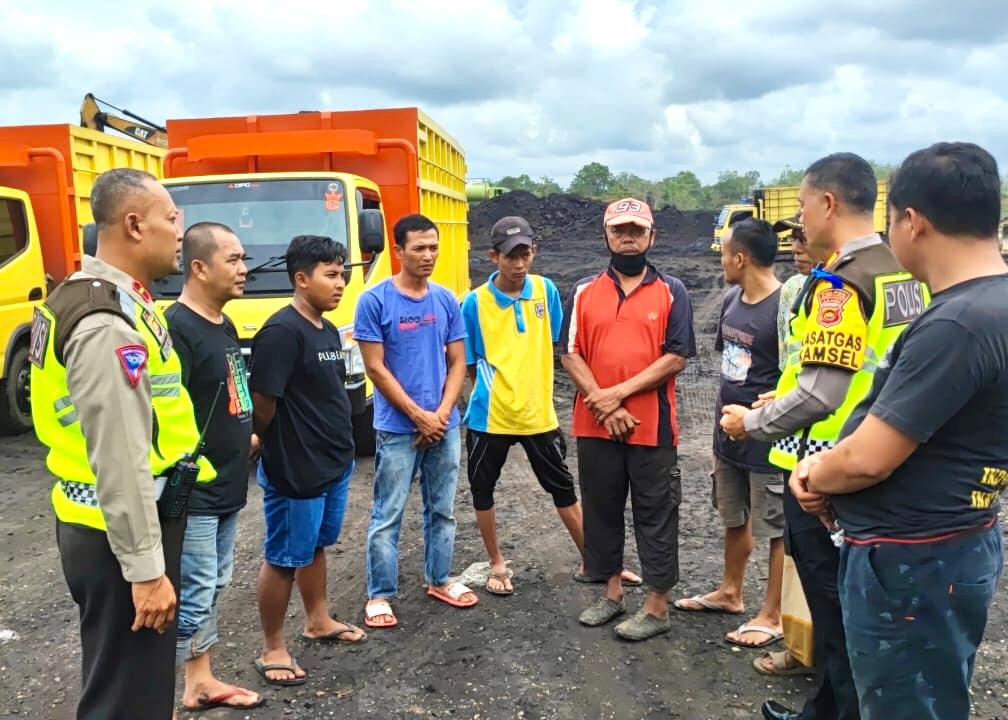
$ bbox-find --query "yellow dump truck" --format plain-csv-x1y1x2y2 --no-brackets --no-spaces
711,181,889,254
0,124,164,433
156,107,469,455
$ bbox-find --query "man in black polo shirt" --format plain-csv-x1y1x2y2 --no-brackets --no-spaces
167,222,261,711
795,142,1007,720
249,235,364,687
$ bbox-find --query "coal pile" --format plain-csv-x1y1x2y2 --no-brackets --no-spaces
468,191,717,293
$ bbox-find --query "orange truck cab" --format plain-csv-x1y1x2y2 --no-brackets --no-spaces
157,108,469,454
0,125,163,433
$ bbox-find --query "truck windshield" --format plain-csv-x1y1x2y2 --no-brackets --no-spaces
714,207,731,230
155,179,350,298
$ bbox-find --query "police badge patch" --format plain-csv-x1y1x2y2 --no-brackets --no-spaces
115,344,148,388
816,288,851,328
28,308,50,369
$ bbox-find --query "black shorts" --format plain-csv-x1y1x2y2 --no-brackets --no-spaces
465,428,578,511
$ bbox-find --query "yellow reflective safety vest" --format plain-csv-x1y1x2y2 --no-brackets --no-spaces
768,244,930,471
30,277,214,531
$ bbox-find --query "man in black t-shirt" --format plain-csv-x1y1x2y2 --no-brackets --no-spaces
795,143,1007,720
248,235,364,687
167,222,262,711
675,219,786,651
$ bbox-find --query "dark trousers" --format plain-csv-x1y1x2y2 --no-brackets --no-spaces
787,523,860,720
57,516,186,720
839,525,1003,720
576,438,680,592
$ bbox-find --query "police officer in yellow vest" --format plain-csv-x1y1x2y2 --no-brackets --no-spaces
29,168,214,720
720,153,928,720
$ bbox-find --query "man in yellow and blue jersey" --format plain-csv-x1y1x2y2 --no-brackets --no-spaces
463,217,639,595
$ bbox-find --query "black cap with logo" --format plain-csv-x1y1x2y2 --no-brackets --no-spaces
490,216,535,254
772,214,803,233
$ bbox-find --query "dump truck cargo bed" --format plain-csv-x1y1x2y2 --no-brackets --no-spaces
0,124,165,284
164,107,469,294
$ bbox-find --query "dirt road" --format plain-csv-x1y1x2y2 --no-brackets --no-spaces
1,244,1006,719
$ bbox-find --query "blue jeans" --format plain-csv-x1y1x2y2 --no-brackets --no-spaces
175,511,239,664
839,524,1003,720
366,427,461,598
258,461,354,568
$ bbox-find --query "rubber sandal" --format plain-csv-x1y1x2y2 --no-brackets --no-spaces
427,581,479,608
183,685,265,712
302,620,367,643
578,598,626,627
573,571,643,587
614,610,671,641
672,594,744,615
753,650,815,676
253,657,306,687
725,623,783,649
485,569,514,596
364,600,398,629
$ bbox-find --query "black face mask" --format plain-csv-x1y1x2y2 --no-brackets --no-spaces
609,251,648,276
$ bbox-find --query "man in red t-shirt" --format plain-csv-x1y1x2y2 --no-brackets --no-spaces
560,197,696,641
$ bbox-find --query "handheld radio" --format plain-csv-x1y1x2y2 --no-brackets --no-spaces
157,381,224,520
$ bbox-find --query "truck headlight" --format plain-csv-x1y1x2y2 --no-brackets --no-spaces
338,324,366,377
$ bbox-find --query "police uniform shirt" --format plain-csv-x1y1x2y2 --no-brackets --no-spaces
744,234,883,439
743,234,885,533
52,256,171,582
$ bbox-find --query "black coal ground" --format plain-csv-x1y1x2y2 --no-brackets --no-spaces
0,200,1005,719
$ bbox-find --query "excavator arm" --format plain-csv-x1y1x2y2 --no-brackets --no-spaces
80,93,168,148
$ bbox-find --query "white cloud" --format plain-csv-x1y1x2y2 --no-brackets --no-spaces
1,0,1005,189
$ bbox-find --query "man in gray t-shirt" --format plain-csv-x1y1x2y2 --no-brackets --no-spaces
675,218,786,652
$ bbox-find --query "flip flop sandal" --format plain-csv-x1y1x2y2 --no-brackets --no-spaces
753,650,815,676
672,594,745,615
183,685,265,712
253,657,307,687
573,571,643,587
427,581,479,608
302,620,367,643
725,623,784,649
485,569,514,596
364,600,398,629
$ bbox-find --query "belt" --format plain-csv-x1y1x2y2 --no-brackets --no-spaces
844,516,998,546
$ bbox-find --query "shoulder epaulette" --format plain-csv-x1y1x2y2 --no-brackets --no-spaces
45,278,135,365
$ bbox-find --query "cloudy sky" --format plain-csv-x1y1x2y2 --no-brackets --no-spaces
3,0,1006,185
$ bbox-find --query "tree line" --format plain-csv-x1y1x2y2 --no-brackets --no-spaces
492,162,901,211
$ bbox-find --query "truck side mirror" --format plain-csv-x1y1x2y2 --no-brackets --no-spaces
358,209,385,256
82,223,98,257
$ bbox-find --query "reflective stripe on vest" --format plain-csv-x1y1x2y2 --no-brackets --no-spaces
31,297,214,532
767,271,930,471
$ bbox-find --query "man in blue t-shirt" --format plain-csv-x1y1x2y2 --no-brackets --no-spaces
794,142,1007,720
354,213,475,628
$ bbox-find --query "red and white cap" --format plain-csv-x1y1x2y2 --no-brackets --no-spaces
604,197,653,229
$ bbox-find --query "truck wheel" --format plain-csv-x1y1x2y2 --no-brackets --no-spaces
352,403,377,457
0,345,32,435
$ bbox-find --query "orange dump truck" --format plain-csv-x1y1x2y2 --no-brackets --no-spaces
0,124,164,433
156,108,469,454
